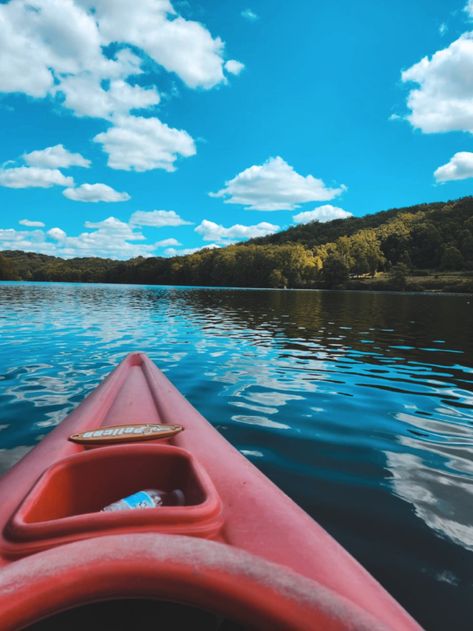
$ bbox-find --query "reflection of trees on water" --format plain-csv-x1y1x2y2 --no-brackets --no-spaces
177,288,473,553
3,283,471,356
176,288,473,373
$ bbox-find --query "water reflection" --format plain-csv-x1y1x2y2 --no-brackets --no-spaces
0,282,472,630
386,439,473,551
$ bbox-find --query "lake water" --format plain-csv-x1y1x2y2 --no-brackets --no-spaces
0,282,472,629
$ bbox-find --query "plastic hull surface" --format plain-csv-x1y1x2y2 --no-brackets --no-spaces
0,353,421,630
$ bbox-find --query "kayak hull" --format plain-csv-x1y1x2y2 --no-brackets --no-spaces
0,352,421,630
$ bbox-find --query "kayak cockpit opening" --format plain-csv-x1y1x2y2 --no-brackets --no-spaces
25,599,245,631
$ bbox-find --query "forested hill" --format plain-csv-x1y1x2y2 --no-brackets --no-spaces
1,196,473,291
247,199,452,247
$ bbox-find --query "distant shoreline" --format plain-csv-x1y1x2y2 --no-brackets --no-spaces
1,272,472,295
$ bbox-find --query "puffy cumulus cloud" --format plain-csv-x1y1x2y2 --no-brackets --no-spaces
224,60,245,76
0,2,244,175
402,33,473,133
47,227,67,240
155,237,181,247
0,216,157,259
83,216,144,239
0,213,198,259
0,0,241,116
164,243,220,257
195,219,279,243
241,8,259,21
130,209,192,227
210,157,346,211
59,76,160,120
293,205,353,224
94,115,196,172
0,0,105,99
63,183,130,202
19,219,45,227
0,227,52,252
77,0,231,89
434,151,473,182
0,167,73,189
24,144,90,169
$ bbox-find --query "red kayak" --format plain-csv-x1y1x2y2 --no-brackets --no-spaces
0,352,421,629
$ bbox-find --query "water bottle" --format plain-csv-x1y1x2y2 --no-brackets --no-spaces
102,488,185,512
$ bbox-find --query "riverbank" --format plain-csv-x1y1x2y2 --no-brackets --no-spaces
1,269,473,294
342,271,473,294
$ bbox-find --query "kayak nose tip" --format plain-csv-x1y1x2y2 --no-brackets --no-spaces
127,351,148,366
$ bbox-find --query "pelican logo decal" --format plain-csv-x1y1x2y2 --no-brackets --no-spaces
68,423,183,444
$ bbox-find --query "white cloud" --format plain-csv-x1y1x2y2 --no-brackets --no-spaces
293,205,353,224
155,237,181,247
195,219,279,243
0,0,239,118
0,214,170,259
241,8,259,21
225,60,245,76
465,1,473,18
55,223,153,257
0,0,104,99
24,144,90,169
59,75,160,120
0,167,73,189
83,216,143,239
402,33,473,133
1,213,204,259
210,156,346,211
0,227,51,252
47,227,66,240
63,183,130,202
164,243,220,257
0,2,243,178
19,219,45,227
78,0,229,89
130,209,192,227
94,115,196,171
439,23,448,36
434,151,473,182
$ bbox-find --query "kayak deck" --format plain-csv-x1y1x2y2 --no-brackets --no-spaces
0,352,420,629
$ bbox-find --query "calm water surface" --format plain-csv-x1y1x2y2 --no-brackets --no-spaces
0,282,472,629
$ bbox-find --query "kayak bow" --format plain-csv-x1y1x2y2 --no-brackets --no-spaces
0,352,421,630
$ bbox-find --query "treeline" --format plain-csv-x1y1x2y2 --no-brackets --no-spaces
1,196,472,289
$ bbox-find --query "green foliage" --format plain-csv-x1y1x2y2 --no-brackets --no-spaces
389,263,409,291
1,196,472,289
322,253,349,287
0,254,19,280
410,222,443,268
440,246,464,271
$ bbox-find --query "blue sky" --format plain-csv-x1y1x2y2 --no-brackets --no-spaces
1,0,473,259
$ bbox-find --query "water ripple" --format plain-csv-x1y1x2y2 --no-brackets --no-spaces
0,282,472,630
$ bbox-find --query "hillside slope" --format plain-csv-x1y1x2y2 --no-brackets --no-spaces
1,197,472,291
247,199,461,247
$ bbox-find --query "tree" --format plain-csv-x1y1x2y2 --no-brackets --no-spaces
440,246,464,270
0,255,18,280
268,269,287,288
322,253,349,287
459,230,473,262
410,222,443,268
389,263,409,291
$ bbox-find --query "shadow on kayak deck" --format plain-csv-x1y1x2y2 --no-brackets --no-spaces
27,599,246,630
